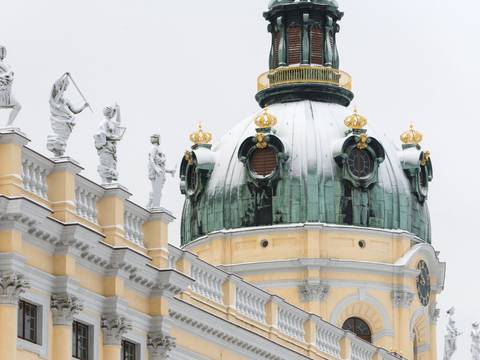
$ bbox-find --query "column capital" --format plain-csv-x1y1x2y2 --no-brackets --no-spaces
0,271,30,305
51,293,84,325
101,314,132,345
299,282,330,303
392,289,414,308
147,333,176,360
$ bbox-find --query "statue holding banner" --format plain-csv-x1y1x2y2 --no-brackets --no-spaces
0,45,22,127
47,73,91,157
94,104,125,184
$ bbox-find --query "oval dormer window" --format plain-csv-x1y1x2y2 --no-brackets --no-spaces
249,147,277,178
347,148,373,178
186,165,197,194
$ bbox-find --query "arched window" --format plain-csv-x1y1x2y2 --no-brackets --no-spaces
342,317,372,343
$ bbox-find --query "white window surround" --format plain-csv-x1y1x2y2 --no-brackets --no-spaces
73,311,100,360
17,291,49,359
121,331,147,360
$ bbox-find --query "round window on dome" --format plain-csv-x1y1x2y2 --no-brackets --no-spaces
249,147,278,178
347,148,374,178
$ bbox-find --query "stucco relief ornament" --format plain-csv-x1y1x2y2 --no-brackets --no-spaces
0,272,30,305
147,333,176,360
443,307,461,360
147,134,176,210
47,73,91,157
101,315,132,345
0,46,22,128
472,322,480,360
50,293,84,325
299,282,330,303
94,104,125,184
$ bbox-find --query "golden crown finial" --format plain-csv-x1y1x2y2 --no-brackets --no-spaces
189,122,212,145
255,107,278,129
344,107,368,130
400,124,423,145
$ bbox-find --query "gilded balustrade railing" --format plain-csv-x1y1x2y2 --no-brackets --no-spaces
257,65,352,92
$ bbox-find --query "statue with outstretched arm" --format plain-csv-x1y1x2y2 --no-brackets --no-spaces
0,46,22,127
47,73,89,157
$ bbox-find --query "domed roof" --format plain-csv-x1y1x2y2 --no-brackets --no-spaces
268,0,338,9
180,101,432,245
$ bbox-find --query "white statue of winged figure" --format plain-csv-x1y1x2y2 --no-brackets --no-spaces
0,45,22,127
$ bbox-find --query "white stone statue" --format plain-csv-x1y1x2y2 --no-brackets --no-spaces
0,45,22,127
472,322,480,360
47,74,89,157
94,104,125,184
444,307,461,360
147,134,175,209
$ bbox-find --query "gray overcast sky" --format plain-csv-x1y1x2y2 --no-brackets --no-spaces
2,0,479,357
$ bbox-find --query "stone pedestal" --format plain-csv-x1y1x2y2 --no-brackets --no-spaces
143,209,175,268
0,128,29,197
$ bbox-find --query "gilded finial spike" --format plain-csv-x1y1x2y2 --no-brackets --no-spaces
400,123,423,145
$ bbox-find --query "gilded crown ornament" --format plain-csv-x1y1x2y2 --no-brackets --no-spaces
344,107,367,130
189,122,212,145
400,124,423,146
255,107,277,129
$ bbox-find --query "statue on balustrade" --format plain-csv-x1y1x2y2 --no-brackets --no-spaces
94,104,125,184
444,307,461,360
0,45,22,128
47,73,90,157
472,322,480,360
147,134,175,209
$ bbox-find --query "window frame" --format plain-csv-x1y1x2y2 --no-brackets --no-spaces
18,299,39,344
16,293,48,359
72,320,90,360
121,339,138,360
342,317,372,343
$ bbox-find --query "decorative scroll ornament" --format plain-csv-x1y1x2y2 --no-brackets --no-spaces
184,150,194,166
391,289,414,308
255,107,277,129
357,133,369,150
400,124,423,146
420,150,431,166
51,293,84,325
344,107,367,130
147,333,176,360
189,122,212,145
0,272,30,305
429,302,441,324
101,315,133,345
255,133,268,149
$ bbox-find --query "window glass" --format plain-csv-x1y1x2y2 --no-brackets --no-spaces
342,317,372,343
73,321,89,360
122,340,136,360
18,300,38,344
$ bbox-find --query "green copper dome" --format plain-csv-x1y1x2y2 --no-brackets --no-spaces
268,0,339,9
180,101,433,245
